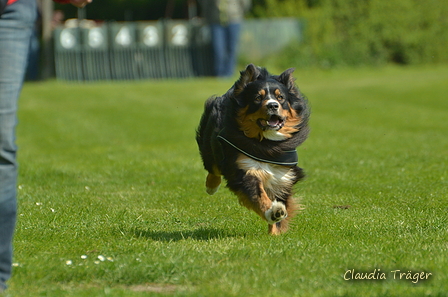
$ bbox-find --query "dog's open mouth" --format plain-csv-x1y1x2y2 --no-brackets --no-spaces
258,115,285,130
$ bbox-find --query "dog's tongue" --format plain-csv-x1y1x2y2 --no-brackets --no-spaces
268,115,280,126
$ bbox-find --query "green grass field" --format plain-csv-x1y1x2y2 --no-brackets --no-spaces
7,65,447,296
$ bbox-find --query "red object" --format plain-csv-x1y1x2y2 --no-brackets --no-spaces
7,0,72,5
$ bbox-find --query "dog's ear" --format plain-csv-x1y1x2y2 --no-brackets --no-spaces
278,68,299,95
233,64,260,96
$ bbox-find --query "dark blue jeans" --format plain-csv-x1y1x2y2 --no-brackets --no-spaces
0,0,36,290
210,23,241,77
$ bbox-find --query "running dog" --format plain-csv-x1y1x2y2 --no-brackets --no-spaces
196,64,310,235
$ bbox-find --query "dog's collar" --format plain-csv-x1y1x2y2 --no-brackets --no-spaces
217,134,298,167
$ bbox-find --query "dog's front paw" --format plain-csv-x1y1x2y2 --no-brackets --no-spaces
265,200,287,224
206,185,220,195
206,173,221,195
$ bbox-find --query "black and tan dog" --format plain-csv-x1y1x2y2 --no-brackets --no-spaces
196,64,310,235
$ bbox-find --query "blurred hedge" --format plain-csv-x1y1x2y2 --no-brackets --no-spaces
253,0,448,67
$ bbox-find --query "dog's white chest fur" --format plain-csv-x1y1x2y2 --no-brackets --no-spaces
236,154,294,199
262,130,288,141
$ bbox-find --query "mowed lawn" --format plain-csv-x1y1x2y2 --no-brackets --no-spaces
9,65,448,296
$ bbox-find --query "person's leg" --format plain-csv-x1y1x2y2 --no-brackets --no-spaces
0,0,36,290
210,24,227,77
223,22,241,77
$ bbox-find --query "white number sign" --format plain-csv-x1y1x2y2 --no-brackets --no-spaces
60,29,76,49
143,26,159,47
171,24,188,46
115,26,132,47
88,28,104,48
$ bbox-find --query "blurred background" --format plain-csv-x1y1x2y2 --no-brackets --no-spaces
30,0,448,81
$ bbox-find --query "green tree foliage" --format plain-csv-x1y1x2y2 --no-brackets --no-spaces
253,0,448,67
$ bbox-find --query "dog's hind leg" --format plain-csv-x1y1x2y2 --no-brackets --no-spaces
269,222,283,235
235,175,288,229
268,198,299,235
206,173,221,195
264,200,288,226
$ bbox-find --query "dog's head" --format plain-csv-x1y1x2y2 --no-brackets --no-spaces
232,64,306,141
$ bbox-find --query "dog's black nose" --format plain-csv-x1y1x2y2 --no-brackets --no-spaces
267,102,279,111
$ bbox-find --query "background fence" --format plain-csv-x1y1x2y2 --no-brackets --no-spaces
53,18,302,81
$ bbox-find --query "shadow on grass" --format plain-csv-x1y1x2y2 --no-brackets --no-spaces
132,227,242,242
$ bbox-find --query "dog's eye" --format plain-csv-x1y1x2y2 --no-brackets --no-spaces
277,95,285,103
254,95,262,103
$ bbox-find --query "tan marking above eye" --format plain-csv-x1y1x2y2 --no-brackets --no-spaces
274,89,285,102
255,89,266,103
